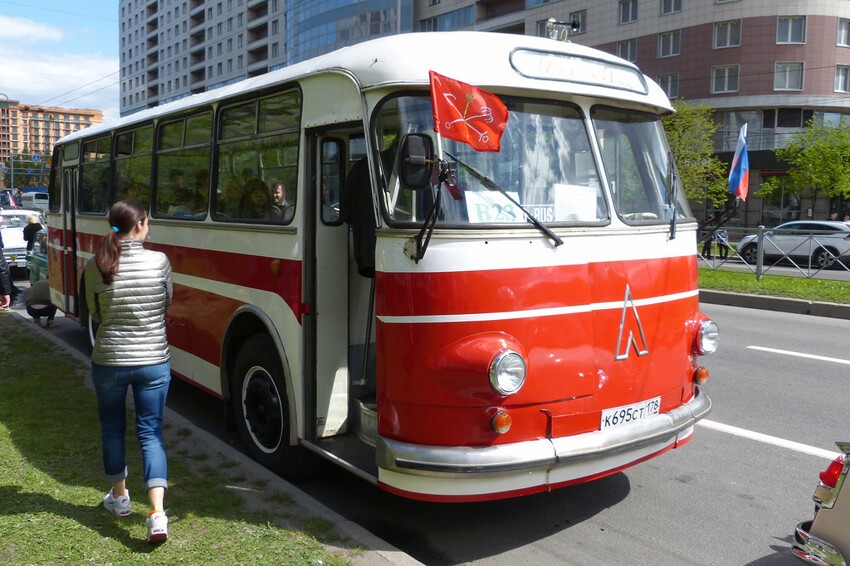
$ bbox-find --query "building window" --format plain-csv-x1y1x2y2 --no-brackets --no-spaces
777,16,806,44
570,10,586,34
658,30,680,57
712,65,739,93
618,38,637,62
838,19,850,46
620,0,638,24
657,73,679,98
836,65,850,92
714,20,741,48
660,0,680,15
774,62,803,90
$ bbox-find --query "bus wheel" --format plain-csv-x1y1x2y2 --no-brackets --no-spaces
231,334,315,480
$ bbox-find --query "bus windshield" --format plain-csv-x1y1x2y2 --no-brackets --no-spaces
592,106,692,224
377,94,606,227
374,94,691,228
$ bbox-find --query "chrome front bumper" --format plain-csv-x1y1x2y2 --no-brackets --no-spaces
793,520,847,566
377,387,711,475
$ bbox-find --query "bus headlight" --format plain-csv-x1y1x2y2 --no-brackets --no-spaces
696,320,719,355
489,350,526,395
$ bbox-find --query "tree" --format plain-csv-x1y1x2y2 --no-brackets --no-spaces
661,99,729,207
760,117,850,213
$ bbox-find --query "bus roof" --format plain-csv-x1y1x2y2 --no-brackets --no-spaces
60,31,672,144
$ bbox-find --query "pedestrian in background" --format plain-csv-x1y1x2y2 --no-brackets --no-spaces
0,232,11,310
85,200,173,544
23,214,43,251
25,278,57,327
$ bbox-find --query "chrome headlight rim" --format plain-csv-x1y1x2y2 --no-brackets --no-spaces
697,319,719,355
488,350,527,395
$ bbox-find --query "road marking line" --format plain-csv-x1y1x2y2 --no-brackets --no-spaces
697,419,840,460
747,345,850,366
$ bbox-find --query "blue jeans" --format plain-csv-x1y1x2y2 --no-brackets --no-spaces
92,361,171,490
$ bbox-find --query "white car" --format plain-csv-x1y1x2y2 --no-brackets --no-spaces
738,220,850,270
793,442,850,565
0,208,43,271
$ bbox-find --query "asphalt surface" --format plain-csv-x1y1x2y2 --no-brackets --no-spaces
6,287,848,565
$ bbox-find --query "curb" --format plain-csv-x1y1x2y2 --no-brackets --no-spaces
699,289,850,320
7,310,423,566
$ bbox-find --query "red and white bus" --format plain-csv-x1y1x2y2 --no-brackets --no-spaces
47,31,717,502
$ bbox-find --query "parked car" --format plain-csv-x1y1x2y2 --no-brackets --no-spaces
26,228,48,284
738,221,850,269
792,442,850,565
0,209,43,275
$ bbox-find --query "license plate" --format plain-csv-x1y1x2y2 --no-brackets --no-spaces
601,397,661,430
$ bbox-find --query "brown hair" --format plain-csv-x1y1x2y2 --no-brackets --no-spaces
94,200,146,284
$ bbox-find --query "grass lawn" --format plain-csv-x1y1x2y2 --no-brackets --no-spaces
699,267,850,305
0,312,357,565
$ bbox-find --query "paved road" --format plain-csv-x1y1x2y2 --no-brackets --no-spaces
13,270,847,565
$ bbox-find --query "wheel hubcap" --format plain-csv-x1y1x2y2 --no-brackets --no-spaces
241,366,283,453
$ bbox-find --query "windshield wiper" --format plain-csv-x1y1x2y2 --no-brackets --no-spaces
444,151,563,247
667,150,677,240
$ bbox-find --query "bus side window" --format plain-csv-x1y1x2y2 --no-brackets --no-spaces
321,139,344,224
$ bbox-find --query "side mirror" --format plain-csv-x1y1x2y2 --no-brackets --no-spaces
398,133,435,190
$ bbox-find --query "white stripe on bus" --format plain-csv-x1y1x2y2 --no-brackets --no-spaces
377,289,699,324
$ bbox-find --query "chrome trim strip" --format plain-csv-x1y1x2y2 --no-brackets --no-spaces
377,388,710,474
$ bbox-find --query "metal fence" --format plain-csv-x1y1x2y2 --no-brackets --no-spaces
698,226,850,279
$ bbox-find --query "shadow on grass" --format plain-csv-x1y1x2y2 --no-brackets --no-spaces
0,312,350,563
0,485,161,554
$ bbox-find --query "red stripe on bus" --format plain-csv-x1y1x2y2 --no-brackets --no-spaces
376,255,695,317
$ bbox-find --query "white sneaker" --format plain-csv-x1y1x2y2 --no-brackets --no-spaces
146,512,168,543
102,488,131,517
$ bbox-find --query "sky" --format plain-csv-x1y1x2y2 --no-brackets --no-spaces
0,1,120,122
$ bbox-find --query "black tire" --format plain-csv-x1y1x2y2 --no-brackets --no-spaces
231,334,315,480
740,244,758,265
811,247,836,270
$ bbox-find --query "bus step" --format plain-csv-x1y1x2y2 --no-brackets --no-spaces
354,396,377,447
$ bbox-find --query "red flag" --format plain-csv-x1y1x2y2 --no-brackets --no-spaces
430,70,508,152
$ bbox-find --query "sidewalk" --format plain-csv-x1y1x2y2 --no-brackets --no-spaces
699,289,850,320
7,306,423,566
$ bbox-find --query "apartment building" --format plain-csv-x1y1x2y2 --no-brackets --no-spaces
120,0,412,116
0,95,102,189
119,0,850,223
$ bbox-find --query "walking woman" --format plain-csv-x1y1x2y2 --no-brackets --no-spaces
85,200,173,543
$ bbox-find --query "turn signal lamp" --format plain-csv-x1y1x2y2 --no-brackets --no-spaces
694,366,709,385
491,411,512,434
820,456,846,489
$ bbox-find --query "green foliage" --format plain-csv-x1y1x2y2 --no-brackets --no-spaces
662,100,729,207
770,117,850,206
699,268,850,304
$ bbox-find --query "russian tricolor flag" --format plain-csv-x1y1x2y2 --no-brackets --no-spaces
729,123,749,201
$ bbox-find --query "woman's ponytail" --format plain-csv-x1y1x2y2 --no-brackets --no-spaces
94,200,146,284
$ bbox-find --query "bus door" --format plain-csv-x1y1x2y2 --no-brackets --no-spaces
57,166,80,316
306,129,362,440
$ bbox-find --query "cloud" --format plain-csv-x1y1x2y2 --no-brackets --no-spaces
0,15,64,43
0,16,119,121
